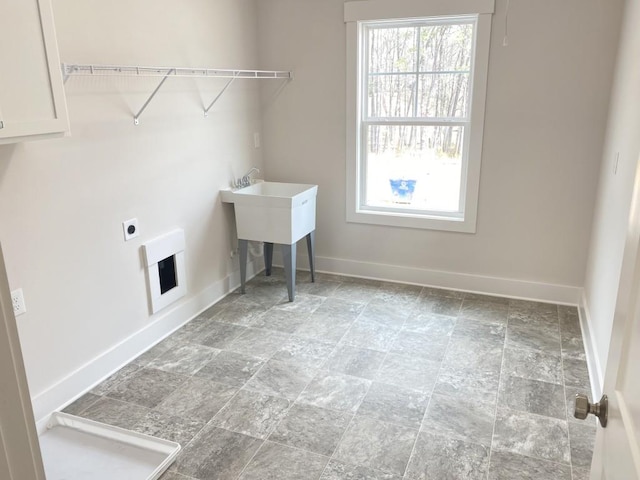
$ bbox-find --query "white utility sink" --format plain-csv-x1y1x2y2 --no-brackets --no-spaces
221,181,318,245
221,181,318,302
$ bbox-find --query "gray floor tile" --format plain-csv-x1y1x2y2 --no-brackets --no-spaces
508,299,559,325
132,410,205,445
572,467,591,480
295,312,355,343
415,295,462,316
214,299,268,326
561,331,587,360
90,363,143,395
442,338,504,373
271,293,326,315
296,278,341,297
488,450,571,480
313,297,366,320
389,330,448,361
562,357,591,390
320,460,401,480
194,351,264,387
155,377,237,423
424,393,495,446
272,336,336,368
227,327,291,359
252,309,310,333
342,321,399,352
463,292,510,305
244,359,316,400
333,282,381,303
451,317,507,343
334,416,418,476
323,344,386,380
569,422,596,469
196,321,247,349
501,347,563,384
402,312,456,338
375,282,422,307
375,354,441,393
435,365,500,402
73,276,596,480
359,299,410,329
499,375,565,419
62,392,101,416
357,382,429,429
106,368,187,408
212,389,290,439
420,286,465,299
148,343,219,376
506,323,561,354
268,403,351,456
175,425,262,480
405,432,490,480
80,397,150,429
492,408,571,464
299,371,371,413
459,298,509,323
239,441,328,480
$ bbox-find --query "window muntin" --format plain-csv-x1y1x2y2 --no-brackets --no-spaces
358,17,477,219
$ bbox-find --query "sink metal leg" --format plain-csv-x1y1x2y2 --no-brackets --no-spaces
306,230,316,283
264,242,274,276
239,239,248,294
282,243,296,302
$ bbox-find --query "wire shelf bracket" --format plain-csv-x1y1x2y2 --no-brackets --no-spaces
61,63,293,125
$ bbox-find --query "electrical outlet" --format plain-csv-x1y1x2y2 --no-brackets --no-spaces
123,218,139,241
11,288,26,316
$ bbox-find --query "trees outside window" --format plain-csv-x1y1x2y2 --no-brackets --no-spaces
345,5,493,233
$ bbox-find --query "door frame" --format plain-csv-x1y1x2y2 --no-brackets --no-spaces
0,243,45,480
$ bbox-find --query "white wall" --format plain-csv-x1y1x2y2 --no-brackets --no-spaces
583,0,640,390
257,0,622,301
0,0,262,419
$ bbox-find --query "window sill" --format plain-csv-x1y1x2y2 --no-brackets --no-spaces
347,207,477,233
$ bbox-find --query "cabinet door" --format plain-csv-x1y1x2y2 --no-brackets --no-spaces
0,0,68,144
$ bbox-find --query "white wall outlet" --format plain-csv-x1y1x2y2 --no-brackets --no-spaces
11,288,26,316
123,218,139,241
253,132,261,149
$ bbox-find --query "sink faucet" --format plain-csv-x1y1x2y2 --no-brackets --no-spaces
234,167,260,188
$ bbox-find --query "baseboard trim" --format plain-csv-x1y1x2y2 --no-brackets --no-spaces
579,291,604,399
283,253,582,305
32,259,261,431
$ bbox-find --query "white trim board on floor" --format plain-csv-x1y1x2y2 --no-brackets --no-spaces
277,252,582,306
32,259,262,432
578,292,605,400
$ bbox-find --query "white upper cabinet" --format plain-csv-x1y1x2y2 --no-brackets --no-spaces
0,0,69,144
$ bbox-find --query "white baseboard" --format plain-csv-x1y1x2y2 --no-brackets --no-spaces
579,291,604,399
280,252,582,305
32,259,261,431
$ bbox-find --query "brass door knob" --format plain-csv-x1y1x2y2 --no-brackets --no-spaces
574,393,608,427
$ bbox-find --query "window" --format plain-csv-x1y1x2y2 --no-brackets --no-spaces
345,0,494,232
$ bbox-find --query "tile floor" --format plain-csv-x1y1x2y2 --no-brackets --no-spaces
64,269,597,480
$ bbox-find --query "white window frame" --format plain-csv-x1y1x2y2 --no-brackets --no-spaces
345,0,494,233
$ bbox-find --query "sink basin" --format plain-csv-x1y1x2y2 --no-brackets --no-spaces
221,181,318,245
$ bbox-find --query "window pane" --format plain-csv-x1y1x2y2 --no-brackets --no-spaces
418,73,469,118
419,23,473,72
368,27,417,73
368,74,416,118
364,125,464,212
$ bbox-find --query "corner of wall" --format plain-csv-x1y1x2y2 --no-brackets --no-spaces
32,258,262,431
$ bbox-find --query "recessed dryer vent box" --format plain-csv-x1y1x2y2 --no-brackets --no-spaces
143,229,186,314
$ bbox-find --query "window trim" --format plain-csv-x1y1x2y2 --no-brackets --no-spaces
345,0,494,233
